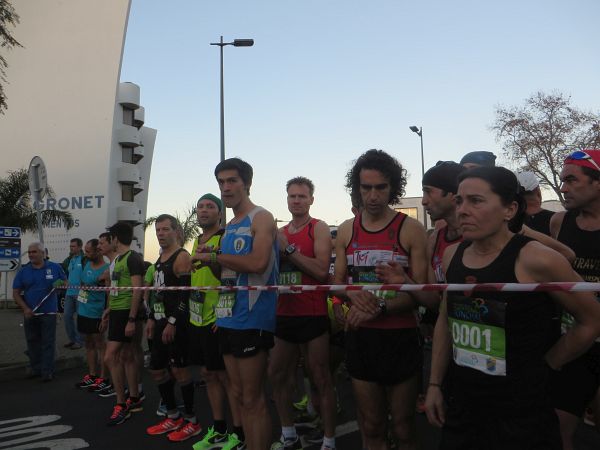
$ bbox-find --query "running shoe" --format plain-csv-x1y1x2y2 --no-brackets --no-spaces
106,404,130,426
126,396,144,413
98,385,116,398
192,426,228,449
146,416,185,435
294,411,319,429
75,374,96,389
270,435,303,449
167,420,202,442
222,433,246,450
293,394,308,411
89,378,110,393
156,400,168,417
583,407,596,427
303,428,323,444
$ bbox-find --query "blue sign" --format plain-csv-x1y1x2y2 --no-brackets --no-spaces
0,227,21,238
0,248,20,258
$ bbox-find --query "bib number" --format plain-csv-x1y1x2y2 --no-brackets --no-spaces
189,291,204,325
110,270,120,297
77,290,89,304
279,271,302,285
216,292,235,318
449,318,506,376
153,302,166,320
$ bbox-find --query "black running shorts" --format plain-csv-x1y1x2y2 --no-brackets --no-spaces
275,315,329,344
187,323,225,371
345,327,422,385
440,396,561,450
218,327,274,358
77,315,101,335
550,342,600,417
108,309,132,343
149,318,189,370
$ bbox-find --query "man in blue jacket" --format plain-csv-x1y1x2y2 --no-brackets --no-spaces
13,242,66,381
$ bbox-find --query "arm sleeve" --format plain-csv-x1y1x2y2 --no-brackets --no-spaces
175,273,191,321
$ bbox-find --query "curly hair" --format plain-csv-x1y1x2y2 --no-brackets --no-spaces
345,149,407,206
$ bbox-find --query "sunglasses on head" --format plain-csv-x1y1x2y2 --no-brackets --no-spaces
566,150,600,172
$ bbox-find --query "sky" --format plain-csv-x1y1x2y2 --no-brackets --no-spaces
119,0,600,260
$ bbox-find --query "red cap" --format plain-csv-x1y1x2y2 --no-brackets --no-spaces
564,149,600,172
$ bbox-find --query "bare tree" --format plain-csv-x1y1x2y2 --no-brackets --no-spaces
0,0,22,114
492,91,600,202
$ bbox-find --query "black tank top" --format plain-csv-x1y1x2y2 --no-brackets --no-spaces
557,211,600,284
445,234,556,413
154,248,185,316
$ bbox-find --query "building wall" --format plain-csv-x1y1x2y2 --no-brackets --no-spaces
0,1,156,297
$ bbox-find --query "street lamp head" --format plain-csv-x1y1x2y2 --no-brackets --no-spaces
233,39,254,47
409,125,420,134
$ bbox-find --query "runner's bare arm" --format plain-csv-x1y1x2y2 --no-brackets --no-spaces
521,224,575,263
548,211,566,240
517,242,600,369
281,220,332,282
216,210,277,274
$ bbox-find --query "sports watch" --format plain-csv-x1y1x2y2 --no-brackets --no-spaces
167,316,177,325
377,298,387,315
284,243,297,256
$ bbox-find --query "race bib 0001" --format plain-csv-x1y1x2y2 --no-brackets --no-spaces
447,296,507,376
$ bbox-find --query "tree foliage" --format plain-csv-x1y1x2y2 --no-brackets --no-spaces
0,0,22,114
144,205,199,246
492,91,600,202
0,168,74,230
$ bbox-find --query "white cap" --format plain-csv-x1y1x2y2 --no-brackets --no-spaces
516,171,539,191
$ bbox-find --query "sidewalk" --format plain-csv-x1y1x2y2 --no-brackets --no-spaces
0,304,85,382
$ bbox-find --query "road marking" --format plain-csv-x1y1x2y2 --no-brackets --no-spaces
0,415,88,450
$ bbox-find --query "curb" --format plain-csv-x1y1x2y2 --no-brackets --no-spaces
0,354,85,382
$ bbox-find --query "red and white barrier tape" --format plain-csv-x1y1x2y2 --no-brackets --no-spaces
55,282,600,293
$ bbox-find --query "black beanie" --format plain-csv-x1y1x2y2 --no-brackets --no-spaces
422,161,464,194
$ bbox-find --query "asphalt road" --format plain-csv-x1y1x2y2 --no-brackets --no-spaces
0,366,597,450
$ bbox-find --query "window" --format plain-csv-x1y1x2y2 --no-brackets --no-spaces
121,184,134,202
123,107,134,126
122,147,133,163
396,207,418,220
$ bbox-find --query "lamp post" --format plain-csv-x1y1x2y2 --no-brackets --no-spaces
210,36,254,224
409,126,427,229
210,36,254,163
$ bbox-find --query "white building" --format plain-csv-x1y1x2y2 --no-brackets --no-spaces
0,1,155,296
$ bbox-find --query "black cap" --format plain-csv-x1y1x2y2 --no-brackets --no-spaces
422,161,464,194
460,151,496,167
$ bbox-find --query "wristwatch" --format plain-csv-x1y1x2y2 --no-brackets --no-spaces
377,298,387,315
284,243,297,256
167,316,177,325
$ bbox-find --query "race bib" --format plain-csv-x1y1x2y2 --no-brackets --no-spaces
153,302,166,320
110,270,120,297
348,250,408,300
189,291,204,325
279,271,302,285
447,296,507,376
216,292,235,318
77,290,89,304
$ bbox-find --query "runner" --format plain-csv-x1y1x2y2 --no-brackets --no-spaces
516,171,555,235
145,214,201,442
333,149,429,449
269,177,336,450
191,193,245,450
75,239,109,389
425,166,600,450
549,149,600,449
103,222,144,426
195,158,278,450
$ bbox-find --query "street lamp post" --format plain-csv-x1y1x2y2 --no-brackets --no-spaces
210,36,254,163
409,125,427,230
210,36,254,224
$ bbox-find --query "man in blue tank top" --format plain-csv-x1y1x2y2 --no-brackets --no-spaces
195,157,278,450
